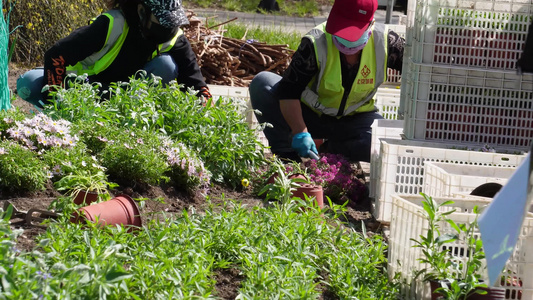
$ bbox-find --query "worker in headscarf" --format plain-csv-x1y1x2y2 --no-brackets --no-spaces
17,0,211,108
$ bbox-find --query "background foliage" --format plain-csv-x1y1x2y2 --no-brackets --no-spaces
7,0,106,67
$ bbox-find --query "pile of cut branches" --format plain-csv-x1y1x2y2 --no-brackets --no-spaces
184,11,294,87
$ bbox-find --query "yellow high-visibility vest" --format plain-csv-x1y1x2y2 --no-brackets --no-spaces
301,22,388,117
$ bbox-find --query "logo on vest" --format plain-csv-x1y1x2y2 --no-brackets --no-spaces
357,65,374,85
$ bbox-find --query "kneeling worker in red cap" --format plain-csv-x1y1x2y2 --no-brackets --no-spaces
249,0,404,162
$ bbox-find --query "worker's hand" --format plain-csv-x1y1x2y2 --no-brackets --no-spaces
198,86,213,107
291,132,318,158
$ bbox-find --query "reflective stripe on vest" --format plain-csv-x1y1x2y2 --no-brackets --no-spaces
301,22,387,117
67,9,183,76
66,10,128,76
152,28,183,59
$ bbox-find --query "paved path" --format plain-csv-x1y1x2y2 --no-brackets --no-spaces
192,8,406,35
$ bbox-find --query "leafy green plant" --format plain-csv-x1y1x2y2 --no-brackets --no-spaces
411,193,488,299
54,169,117,201
45,75,267,188
40,143,105,181
97,126,169,186
256,157,305,203
44,73,107,120
0,106,27,134
0,139,48,192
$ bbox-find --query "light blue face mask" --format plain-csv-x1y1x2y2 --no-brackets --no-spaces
333,28,373,55
334,26,372,48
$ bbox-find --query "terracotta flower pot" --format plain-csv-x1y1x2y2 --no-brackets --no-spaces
292,183,324,208
73,190,99,205
71,194,142,230
430,280,506,300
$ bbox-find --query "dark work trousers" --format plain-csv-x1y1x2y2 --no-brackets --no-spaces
249,71,383,162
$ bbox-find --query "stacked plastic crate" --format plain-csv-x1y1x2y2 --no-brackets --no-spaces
373,0,533,221
380,0,533,298
402,0,533,149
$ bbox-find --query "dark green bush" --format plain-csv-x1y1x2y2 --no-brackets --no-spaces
7,0,106,66
0,140,48,193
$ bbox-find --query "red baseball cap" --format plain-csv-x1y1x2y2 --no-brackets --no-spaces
325,0,378,42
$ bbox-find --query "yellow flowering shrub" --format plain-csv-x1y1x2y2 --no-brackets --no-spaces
7,0,106,66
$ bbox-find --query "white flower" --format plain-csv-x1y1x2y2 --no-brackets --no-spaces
52,165,62,175
0,147,6,155
62,136,75,147
21,126,34,137
7,128,21,138
39,137,48,146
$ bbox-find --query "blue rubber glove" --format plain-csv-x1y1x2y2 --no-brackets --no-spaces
291,132,318,158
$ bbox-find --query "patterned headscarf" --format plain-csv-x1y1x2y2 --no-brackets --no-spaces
142,0,189,28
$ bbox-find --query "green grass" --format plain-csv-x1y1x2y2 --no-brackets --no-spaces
211,21,303,50
187,0,334,18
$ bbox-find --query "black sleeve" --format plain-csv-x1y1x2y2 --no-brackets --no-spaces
275,37,319,100
517,19,533,73
43,14,109,87
387,30,405,73
167,34,207,91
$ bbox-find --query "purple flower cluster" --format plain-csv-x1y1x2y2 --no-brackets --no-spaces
303,153,367,205
3,113,77,151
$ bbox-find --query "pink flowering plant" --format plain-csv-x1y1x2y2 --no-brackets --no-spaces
2,112,78,151
160,137,211,195
299,153,367,206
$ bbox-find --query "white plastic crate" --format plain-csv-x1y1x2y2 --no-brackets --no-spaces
402,61,533,150
423,161,516,197
409,0,533,71
375,88,401,120
388,194,533,300
369,119,404,198
374,138,527,223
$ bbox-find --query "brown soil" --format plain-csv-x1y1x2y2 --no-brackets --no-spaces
5,64,381,300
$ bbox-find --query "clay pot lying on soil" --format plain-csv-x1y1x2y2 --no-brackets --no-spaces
71,194,142,231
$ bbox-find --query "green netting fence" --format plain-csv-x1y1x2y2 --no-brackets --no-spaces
1,0,10,110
